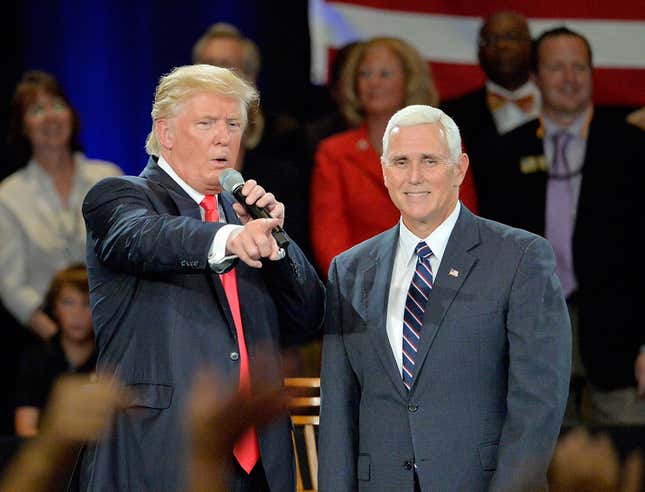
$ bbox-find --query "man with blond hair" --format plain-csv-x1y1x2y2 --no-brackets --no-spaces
79,64,324,491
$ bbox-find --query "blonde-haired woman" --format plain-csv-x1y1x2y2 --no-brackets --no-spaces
310,37,477,276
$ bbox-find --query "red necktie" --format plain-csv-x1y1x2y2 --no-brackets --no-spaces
200,195,260,473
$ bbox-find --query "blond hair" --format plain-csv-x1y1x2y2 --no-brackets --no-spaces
145,64,259,156
339,37,438,127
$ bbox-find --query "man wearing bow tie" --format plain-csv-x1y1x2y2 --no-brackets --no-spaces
318,104,571,491
78,64,324,491
443,11,539,136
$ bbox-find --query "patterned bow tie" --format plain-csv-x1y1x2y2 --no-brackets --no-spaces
486,91,535,113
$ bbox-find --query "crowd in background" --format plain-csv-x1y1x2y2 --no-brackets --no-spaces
0,8,644,490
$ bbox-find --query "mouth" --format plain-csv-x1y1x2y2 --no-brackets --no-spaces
404,191,430,196
210,157,230,166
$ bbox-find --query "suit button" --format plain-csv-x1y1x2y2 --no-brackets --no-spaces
408,404,418,413
403,461,413,470
230,352,239,361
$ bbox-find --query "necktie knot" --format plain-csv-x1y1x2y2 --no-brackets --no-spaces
551,131,573,175
200,195,217,212
200,195,219,222
415,241,432,262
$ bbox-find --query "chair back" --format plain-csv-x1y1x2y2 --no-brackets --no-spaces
284,377,320,492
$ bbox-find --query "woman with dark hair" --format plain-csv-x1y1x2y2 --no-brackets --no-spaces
14,264,96,437
310,37,478,276
0,70,120,339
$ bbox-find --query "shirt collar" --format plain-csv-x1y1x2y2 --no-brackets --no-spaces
398,201,461,266
157,154,207,205
486,79,539,99
542,105,592,140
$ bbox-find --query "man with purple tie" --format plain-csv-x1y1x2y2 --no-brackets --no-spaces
318,104,571,491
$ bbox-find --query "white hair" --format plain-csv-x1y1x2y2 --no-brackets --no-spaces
381,105,462,163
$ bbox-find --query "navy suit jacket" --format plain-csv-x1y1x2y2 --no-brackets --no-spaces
79,158,325,491
319,206,571,491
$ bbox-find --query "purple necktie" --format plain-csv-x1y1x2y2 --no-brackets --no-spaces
545,131,576,297
402,241,433,390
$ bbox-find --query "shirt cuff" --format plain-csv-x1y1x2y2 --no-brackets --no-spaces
208,224,242,272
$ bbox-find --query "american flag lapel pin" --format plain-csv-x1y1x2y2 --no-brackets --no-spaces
448,268,459,277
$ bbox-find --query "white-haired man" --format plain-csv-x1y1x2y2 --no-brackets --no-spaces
318,104,571,491
79,64,324,491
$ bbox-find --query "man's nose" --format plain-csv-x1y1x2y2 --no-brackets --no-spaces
408,162,423,183
213,120,230,145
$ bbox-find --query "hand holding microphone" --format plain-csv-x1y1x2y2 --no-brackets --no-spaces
219,169,289,267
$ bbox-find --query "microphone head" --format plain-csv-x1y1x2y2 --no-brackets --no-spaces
219,168,245,193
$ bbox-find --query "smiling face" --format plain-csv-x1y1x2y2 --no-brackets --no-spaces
382,123,468,238
534,35,593,121
356,44,406,118
156,91,243,195
22,90,73,152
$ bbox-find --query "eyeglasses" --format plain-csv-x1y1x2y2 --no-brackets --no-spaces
479,32,531,48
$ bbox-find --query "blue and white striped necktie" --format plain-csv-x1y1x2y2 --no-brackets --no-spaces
402,241,433,390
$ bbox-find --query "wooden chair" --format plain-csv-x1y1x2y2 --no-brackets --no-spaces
284,377,320,492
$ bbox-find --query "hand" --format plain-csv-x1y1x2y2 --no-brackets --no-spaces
28,310,58,340
626,107,645,131
635,352,645,397
549,427,643,492
231,179,285,228
38,375,130,445
225,218,284,268
186,367,287,492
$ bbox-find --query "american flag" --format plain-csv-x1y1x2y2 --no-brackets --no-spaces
309,0,645,106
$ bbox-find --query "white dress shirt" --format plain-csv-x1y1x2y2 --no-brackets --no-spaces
386,201,461,376
0,153,121,323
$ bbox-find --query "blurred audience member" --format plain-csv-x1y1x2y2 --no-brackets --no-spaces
310,37,477,276
444,11,537,136
0,375,128,492
186,369,288,492
14,264,96,438
192,22,310,254
481,27,645,424
626,106,645,130
549,427,643,492
0,70,121,339
304,41,357,154
0,71,120,435
442,11,537,219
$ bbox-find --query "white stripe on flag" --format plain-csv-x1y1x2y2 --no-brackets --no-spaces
309,0,645,83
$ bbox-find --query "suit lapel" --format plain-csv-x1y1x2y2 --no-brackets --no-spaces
410,206,480,391
363,226,409,399
142,158,238,337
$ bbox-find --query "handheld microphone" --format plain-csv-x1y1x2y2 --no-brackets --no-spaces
219,168,290,250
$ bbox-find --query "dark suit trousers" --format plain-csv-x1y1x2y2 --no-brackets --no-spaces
229,459,270,492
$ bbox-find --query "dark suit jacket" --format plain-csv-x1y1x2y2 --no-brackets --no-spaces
476,109,645,390
319,206,571,491
78,158,325,491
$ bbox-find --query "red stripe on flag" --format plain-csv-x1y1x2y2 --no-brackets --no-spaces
329,0,645,21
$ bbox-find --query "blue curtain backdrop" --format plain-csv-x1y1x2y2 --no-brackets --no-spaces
10,1,317,175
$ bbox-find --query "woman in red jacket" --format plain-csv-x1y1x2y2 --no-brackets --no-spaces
310,37,477,277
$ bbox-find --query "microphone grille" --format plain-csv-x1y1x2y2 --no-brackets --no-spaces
219,168,244,193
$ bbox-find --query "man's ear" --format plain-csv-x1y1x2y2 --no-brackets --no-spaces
381,157,389,188
454,153,469,187
155,119,174,150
